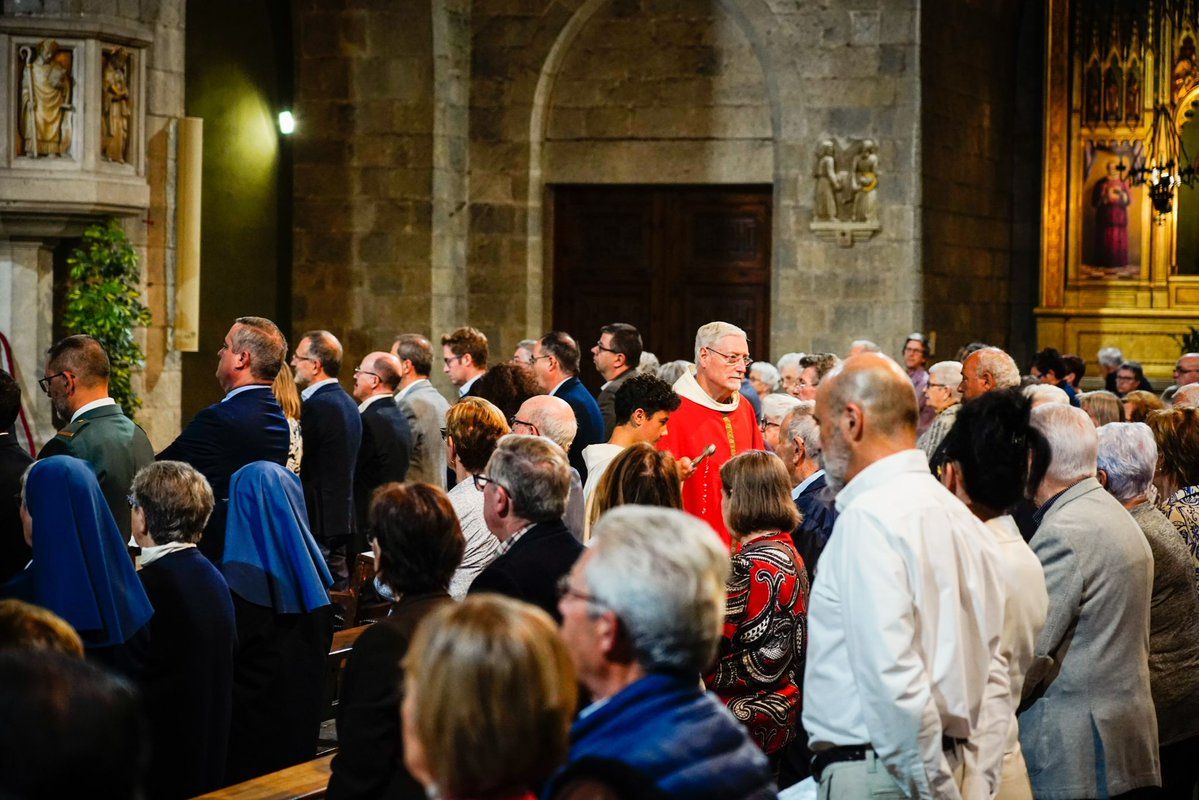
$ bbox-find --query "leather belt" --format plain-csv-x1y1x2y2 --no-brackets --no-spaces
811,737,966,781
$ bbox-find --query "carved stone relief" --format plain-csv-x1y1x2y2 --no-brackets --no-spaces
16,39,74,159
101,47,132,164
808,138,881,247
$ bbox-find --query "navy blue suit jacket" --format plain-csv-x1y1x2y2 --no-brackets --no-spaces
158,386,289,560
301,382,363,544
553,376,605,483
354,397,413,534
792,472,838,584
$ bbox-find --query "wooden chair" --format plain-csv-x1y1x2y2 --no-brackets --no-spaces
189,753,334,799
320,623,372,732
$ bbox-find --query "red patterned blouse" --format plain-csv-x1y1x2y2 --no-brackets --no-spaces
704,530,809,755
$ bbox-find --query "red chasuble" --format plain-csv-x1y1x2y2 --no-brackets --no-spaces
656,369,764,547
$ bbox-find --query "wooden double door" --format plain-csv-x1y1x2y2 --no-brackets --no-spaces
552,185,772,394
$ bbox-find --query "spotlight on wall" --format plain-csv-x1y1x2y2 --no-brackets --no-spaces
277,110,296,135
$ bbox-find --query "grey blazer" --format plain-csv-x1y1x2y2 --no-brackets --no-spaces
395,379,450,489
596,369,635,440
1018,477,1160,799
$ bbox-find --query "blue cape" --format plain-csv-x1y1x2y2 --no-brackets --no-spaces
3,455,153,647
220,461,332,614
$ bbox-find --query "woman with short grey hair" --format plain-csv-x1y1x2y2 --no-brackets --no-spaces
917,360,963,459
1097,422,1199,795
130,461,237,797
748,362,780,398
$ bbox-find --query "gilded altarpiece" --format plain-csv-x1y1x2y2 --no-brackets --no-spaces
1039,0,1199,382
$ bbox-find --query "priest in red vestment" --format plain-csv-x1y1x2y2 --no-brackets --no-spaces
657,322,764,546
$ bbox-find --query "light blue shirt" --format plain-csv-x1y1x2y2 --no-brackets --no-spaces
301,377,339,402
222,384,272,403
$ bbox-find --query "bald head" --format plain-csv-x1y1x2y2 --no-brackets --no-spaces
515,394,578,451
352,351,403,402
819,353,918,440
960,347,1020,401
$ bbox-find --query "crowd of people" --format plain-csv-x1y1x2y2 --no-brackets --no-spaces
2,316,1199,800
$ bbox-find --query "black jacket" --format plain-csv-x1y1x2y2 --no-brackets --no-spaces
300,382,363,544
0,432,32,583
158,386,290,561
468,518,582,621
354,397,413,537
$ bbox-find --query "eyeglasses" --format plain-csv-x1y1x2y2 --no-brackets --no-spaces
903,345,926,354
704,347,753,368
1115,374,1137,382
443,355,463,366
293,353,318,364
593,341,618,354
759,420,780,433
1175,365,1199,375
37,371,67,395
531,354,553,363
472,474,507,493
353,368,380,380
928,382,950,389
508,416,539,435
556,574,605,606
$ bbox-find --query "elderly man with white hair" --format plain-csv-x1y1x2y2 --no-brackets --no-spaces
1022,383,1070,409
959,347,1021,401
656,321,764,546
1098,346,1124,392
1174,383,1199,408
748,361,781,400
1097,422,1199,797
760,392,803,451
777,352,805,397
547,506,774,799
916,360,963,459
1019,405,1159,799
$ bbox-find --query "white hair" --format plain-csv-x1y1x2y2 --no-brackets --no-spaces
525,396,578,450
1023,383,1070,408
749,362,780,392
1176,383,1199,409
694,321,747,362
1097,346,1124,369
928,360,964,402
656,360,692,386
587,506,730,673
777,352,805,374
1096,422,1157,504
1031,404,1098,485
849,339,881,354
781,401,820,463
972,347,1021,389
761,392,803,424
637,351,660,375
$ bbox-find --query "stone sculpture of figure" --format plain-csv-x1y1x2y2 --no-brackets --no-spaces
851,139,879,223
813,140,841,221
1091,159,1131,267
102,49,131,163
18,40,73,158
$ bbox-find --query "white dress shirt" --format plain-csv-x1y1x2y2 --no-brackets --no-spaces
301,377,339,401
69,397,116,423
357,393,390,413
458,374,481,397
803,449,1007,800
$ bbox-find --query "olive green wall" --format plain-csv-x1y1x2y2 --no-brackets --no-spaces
183,0,289,421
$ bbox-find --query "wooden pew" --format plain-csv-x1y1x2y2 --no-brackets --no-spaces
328,552,390,628
319,621,374,751
190,753,334,800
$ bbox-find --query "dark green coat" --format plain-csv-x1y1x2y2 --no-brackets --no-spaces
38,402,155,539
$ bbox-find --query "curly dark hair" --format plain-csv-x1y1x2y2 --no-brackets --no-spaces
370,483,465,595
940,388,1050,514
472,363,542,420
613,373,680,426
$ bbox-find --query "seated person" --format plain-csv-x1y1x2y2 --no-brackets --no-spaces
444,397,507,598
0,648,147,800
547,506,775,800
402,595,576,800
328,482,462,800
131,461,237,799
220,461,335,783
0,598,83,656
2,456,152,678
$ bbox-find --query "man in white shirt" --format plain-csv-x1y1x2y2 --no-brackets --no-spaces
391,334,451,487
803,353,1007,800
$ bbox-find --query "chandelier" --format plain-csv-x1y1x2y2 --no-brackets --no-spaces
1121,104,1196,218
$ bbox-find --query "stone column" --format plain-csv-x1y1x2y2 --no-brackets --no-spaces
0,238,55,446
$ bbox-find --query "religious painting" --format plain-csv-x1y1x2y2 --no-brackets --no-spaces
1124,60,1142,126
1080,140,1144,279
15,39,75,159
101,47,133,164
1084,60,1103,126
1103,60,1123,126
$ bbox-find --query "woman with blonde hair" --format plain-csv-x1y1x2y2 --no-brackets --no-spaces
1147,407,1199,591
1124,389,1164,423
272,363,303,473
586,443,682,535
1079,390,1124,427
402,595,576,800
705,450,807,763
445,397,509,596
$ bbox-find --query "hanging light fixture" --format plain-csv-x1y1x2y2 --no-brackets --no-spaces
1122,104,1196,218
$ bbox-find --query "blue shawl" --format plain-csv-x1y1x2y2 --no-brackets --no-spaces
220,461,332,614
3,456,153,647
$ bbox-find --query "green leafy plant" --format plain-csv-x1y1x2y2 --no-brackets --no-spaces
63,219,152,417
1174,326,1199,356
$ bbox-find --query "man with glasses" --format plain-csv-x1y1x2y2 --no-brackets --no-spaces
350,352,412,550
901,333,936,435
290,330,362,585
531,331,605,484
468,435,582,621
509,393,585,541
38,334,153,541
440,326,488,398
1173,352,1199,395
591,323,642,439
656,321,764,547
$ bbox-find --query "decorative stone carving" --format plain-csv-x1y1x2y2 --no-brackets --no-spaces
808,137,881,247
101,47,132,164
17,40,74,159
